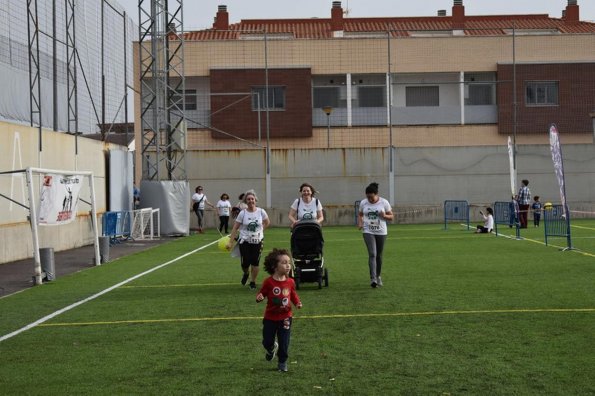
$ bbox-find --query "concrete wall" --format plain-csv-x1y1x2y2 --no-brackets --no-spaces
188,143,595,230
0,121,121,264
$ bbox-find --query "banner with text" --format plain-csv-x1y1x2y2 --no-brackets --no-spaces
38,174,83,225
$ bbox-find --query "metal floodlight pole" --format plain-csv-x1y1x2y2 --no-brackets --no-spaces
512,22,518,171
65,0,78,152
139,0,186,181
255,92,262,145
264,30,272,207
52,0,58,132
27,0,42,152
387,29,395,206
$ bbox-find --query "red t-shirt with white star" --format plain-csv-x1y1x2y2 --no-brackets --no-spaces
258,276,301,321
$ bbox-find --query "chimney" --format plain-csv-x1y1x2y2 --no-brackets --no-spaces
213,5,229,30
168,22,176,34
331,1,344,32
452,0,465,29
437,10,447,17
564,0,579,23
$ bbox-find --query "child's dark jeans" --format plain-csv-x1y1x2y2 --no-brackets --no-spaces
262,317,292,364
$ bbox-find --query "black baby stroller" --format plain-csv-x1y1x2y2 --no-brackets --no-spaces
291,220,328,289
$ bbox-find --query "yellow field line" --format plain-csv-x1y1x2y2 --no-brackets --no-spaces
38,307,595,328
121,282,236,289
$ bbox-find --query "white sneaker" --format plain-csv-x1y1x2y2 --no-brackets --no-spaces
377,277,383,287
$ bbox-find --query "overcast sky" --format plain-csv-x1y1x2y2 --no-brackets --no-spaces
116,0,595,30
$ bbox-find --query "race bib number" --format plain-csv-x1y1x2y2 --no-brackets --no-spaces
247,234,261,244
368,219,381,232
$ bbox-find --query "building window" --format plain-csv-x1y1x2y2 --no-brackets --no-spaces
406,86,439,107
466,84,494,105
172,89,197,110
251,86,285,110
313,87,340,108
526,81,559,106
358,86,386,107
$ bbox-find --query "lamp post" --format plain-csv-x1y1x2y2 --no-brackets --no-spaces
322,106,333,148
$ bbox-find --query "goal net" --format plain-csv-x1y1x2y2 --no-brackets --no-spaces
130,208,160,240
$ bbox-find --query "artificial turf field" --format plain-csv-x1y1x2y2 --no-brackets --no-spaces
1,221,594,395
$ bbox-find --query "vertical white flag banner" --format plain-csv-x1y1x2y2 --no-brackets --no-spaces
38,174,83,225
507,136,516,197
548,124,568,217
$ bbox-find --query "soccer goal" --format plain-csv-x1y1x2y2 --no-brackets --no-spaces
130,208,160,240
0,167,100,285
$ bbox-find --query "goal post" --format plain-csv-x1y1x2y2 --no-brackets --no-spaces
130,208,161,240
0,167,101,285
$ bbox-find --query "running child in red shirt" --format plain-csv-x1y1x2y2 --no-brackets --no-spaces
256,248,302,372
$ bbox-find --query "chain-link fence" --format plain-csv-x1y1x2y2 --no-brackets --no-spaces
0,0,136,134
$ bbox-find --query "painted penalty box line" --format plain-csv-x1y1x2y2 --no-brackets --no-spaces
38,307,595,328
0,238,221,343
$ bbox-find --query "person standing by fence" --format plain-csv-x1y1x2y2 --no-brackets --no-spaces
532,195,542,227
517,179,531,229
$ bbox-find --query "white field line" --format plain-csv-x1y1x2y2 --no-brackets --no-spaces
464,224,595,259
0,238,221,343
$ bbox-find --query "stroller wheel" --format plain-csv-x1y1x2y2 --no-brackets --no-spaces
324,268,329,287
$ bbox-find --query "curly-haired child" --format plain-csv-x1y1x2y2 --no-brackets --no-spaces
256,248,302,372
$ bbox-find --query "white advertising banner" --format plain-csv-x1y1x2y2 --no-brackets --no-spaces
37,174,83,225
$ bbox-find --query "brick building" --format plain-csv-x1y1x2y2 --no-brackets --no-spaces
134,0,595,151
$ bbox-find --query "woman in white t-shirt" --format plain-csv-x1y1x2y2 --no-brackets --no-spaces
191,185,215,233
288,183,324,228
216,193,232,234
357,182,393,288
227,190,270,290
475,207,494,233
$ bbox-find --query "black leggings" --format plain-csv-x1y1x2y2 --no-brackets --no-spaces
219,216,230,233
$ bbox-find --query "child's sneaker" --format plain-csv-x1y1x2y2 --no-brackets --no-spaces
377,277,383,287
265,342,278,361
249,282,256,290
278,362,288,372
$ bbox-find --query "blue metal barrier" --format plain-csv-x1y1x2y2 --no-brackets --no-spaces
544,204,572,250
102,211,131,243
444,200,469,230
